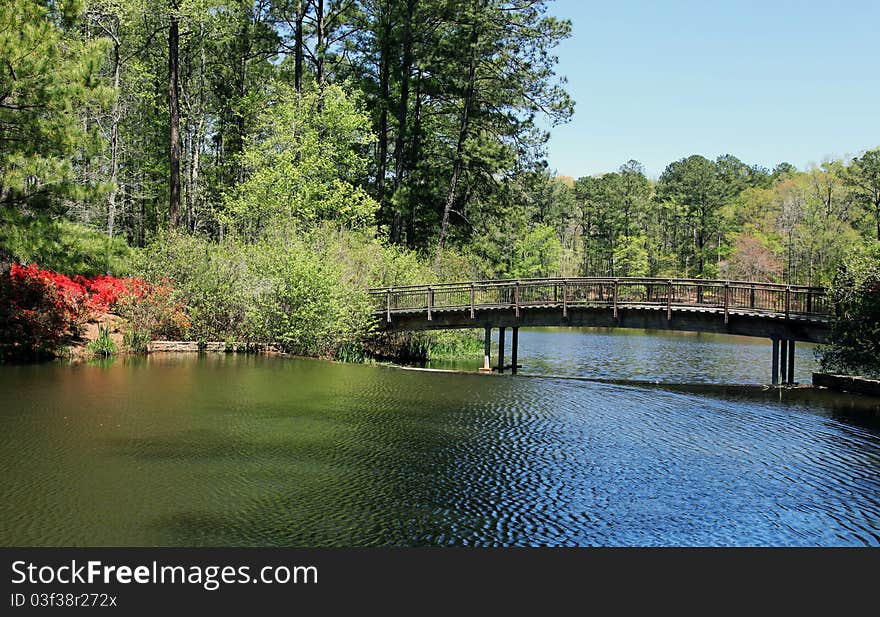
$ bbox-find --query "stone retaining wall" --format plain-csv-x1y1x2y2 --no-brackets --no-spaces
148,341,280,353
812,373,880,396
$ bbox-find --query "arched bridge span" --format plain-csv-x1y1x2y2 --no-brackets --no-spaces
369,277,831,384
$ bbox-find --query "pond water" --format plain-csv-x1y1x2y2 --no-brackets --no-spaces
428,327,820,384
1,329,878,546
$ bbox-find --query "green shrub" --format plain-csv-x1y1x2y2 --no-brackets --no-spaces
818,243,880,378
126,227,481,361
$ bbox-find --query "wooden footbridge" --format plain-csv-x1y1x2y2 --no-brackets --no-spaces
369,277,831,384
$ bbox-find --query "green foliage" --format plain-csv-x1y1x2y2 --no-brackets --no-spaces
377,329,482,364
819,243,880,378
655,155,733,276
247,244,366,357
0,208,130,276
222,85,379,237
844,147,880,242
614,235,650,277
86,326,118,357
128,230,377,357
572,162,651,276
508,225,562,279
126,227,482,361
0,0,112,212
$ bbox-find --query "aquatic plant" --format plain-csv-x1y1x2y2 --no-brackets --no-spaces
86,326,117,357
123,329,150,353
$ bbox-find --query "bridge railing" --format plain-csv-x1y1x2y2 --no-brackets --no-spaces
369,278,830,321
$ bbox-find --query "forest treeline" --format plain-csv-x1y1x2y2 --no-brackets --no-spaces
3,0,880,284
2,1,879,369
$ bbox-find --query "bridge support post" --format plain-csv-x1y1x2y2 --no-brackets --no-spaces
771,338,779,386
511,327,519,374
787,340,795,384
780,337,788,385
497,327,506,373
480,327,492,373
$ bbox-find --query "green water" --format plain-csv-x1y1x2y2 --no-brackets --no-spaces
1,333,879,546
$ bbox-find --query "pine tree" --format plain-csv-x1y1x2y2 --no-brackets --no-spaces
0,0,112,212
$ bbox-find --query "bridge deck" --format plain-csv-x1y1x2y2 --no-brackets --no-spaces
370,277,830,343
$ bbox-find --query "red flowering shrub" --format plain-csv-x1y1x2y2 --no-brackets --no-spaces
74,274,130,313
11,264,88,324
1,265,78,360
0,264,189,361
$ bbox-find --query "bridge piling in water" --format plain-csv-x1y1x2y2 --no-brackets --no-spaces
481,326,492,373
780,337,788,384
511,327,519,374
497,327,506,373
771,338,780,385
771,337,797,385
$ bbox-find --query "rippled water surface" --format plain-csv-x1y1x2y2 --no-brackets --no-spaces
1,333,879,546
429,327,821,384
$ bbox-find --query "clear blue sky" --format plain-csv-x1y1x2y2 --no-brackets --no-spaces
543,0,880,179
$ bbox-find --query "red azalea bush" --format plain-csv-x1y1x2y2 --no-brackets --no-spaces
1,264,75,360
0,264,188,361
74,274,130,314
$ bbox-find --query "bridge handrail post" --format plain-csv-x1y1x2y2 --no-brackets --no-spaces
724,281,730,324
613,279,619,319
514,280,521,318
785,286,790,319
427,286,433,321
386,288,391,323
562,281,568,318
470,283,475,319
750,284,756,309
667,280,672,320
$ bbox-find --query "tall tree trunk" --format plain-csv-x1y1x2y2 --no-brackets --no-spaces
168,1,181,230
437,23,478,253
697,230,705,276
876,200,880,242
185,24,206,233
390,0,416,244
315,0,325,88
138,173,146,247
375,4,391,210
294,0,304,91
107,36,121,238
236,5,250,181
406,68,423,248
